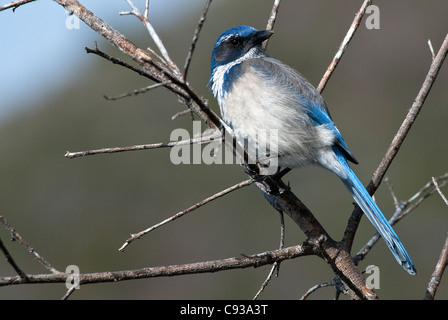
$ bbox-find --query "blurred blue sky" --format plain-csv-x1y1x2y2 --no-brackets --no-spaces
0,0,200,121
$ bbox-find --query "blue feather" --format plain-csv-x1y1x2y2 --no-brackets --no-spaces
334,148,416,274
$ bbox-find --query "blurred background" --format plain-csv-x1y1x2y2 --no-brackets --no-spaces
0,0,447,299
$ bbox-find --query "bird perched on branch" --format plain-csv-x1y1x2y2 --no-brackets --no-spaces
208,25,416,275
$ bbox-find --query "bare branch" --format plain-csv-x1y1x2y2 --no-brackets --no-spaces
144,0,149,19
0,244,313,287
432,176,448,206
85,44,189,101
85,43,157,82
0,0,36,12
119,178,254,252
171,109,194,120
424,233,448,300
384,177,400,209
65,131,221,159
103,81,171,101
300,280,336,300
253,210,284,299
317,0,372,93
262,0,281,51
61,285,77,300
0,216,61,274
253,262,279,300
122,0,181,76
183,0,212,82
0,236,28,280
428,39,436,60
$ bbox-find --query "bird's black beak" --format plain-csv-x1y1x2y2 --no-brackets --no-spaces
251,30,274,47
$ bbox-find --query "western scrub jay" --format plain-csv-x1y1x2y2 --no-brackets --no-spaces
208,25,416,275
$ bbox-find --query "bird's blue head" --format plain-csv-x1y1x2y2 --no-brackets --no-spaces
210,25,273,73
209,26,273,99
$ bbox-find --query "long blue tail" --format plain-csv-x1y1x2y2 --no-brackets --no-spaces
339,159,416,275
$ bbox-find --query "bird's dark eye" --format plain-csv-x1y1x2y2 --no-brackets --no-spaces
229,37,241,47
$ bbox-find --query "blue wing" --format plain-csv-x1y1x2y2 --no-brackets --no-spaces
301,97,358,164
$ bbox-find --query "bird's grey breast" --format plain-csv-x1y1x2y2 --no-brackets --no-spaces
218,57,338,168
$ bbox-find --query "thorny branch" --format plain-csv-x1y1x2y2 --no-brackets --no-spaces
1,0,447,300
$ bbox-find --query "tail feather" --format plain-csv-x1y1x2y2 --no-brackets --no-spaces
342,166,416,275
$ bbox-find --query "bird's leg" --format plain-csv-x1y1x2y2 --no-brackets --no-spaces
271,167,292,181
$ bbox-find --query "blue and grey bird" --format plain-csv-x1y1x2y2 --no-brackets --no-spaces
208,25,416,275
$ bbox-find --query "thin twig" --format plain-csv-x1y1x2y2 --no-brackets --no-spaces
145,46,171,71
300,280,336,300
0,0,36,12
253,262,278,300
424,233,448,300
384,177,400,209
0,236,28,280
85,44,158,83
432,176,448,206
61,285,77,300
428,39,436,60
65,131,222,159
104,81,171,100
119,178,255,252
253,210,285,299
0,216,61,274
262,0,281,51
317,0,372,93
183,0,212,82
85,44,190,101
122,0,180,75
171,109,194,120
144,0,149,19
